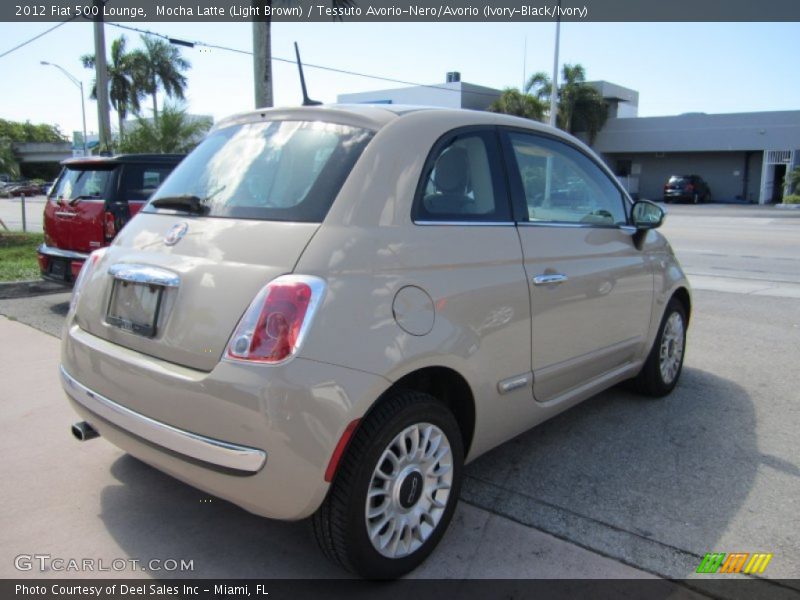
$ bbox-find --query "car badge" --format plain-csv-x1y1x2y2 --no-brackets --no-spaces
164,222,189,246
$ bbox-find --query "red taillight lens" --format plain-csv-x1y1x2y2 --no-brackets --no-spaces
104,211,116,241
226,275,326,364
685,184,694,192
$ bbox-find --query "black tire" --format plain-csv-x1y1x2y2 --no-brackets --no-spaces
629,298,687,397
312,389,464,579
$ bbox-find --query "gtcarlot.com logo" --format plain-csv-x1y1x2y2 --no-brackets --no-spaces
14,554,194,572
696,552,773,574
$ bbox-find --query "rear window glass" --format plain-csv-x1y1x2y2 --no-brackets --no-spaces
51,167,114,201
121,164,177,202
668,176,689,185
145,120,373,222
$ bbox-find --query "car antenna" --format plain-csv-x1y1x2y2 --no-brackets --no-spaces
294,42,322,106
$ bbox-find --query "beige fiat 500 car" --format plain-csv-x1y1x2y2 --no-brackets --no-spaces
62,105,690,578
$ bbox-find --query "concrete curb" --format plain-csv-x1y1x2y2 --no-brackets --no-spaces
0,279,69,299
775,203,800,210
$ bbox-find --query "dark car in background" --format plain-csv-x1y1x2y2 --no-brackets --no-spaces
663,174,711,204
38,154,183,284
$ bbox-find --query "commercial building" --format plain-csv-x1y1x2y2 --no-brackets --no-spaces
338,76,799,204
337,72,502,111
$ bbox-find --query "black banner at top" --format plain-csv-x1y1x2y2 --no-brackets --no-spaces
4,0,800,22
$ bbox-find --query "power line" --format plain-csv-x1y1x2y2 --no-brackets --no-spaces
0,17,79,59
105,22,504,100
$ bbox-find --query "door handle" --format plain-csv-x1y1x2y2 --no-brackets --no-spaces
533,273,568,285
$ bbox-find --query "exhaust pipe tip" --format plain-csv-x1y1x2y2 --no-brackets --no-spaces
72,421,99,442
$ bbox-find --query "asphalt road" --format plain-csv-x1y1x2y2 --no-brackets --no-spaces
1,204,798,593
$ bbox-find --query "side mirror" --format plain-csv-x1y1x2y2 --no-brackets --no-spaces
631,200,665,230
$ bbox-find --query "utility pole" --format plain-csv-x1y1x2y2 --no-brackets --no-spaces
93,0,112,151
549,4,561,128
252,2,273,109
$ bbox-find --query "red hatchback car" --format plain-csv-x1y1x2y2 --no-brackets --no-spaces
38,154,183,284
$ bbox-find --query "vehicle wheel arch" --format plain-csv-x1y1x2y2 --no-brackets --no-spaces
671,286,692,325
358,366,476,463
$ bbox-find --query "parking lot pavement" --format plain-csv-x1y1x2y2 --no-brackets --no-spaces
0,316,654,581
0,194,45,232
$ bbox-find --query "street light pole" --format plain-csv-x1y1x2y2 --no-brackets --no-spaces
549,2,561,128
40,61,88,156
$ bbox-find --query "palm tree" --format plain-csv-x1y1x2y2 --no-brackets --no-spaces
137,36,190,124
524,64,609,144
82,35,144,140
489,89,547,121
253,0,353,108
118,103,211,154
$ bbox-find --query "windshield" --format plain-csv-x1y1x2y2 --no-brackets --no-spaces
145,120,374,222
51,167,114,201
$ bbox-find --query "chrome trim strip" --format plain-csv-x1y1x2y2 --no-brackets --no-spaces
533,273,569,286
414,220,515,227
518,221,625,229
54,211,77,218
60,365,267,473
108,263,180,288
37,244,89,261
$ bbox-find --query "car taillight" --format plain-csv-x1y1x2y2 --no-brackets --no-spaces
226,275,326,364
104,211,116,241
685,184,694,192
69,248,107,313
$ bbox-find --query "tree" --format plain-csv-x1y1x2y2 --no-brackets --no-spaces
524,64,609,144
138,36,190,124
488,88,547,121
118,103,211,154
82,35,145,139
253,0,353,108
0,139,20,178
0,119,67,143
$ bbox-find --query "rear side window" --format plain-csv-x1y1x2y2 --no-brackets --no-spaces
413,130,510,222
51,167,114,202
145,120,373,222
121,164,177,202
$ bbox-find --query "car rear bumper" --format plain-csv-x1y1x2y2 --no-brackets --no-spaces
61,365,267,473
60,323,388,520
38,244,88,284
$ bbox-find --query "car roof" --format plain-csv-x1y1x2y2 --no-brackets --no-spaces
61,154,185,167
212,103,576,142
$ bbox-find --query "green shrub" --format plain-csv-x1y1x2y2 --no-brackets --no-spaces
782,194,800,205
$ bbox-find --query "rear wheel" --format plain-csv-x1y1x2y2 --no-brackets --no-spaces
313,390,463,579
630,298,687,397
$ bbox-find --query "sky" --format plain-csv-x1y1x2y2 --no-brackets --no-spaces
1,20,799,139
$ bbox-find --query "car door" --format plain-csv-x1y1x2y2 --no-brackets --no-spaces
500,129,654,403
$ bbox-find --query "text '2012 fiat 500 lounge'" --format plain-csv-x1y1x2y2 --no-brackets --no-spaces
61,105,690,578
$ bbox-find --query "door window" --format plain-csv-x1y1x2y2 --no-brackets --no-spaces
413,131,510,222
505,132,628,226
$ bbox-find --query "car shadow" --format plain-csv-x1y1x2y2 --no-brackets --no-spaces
100,455,347,579
462,367,766,581
49,300,70,316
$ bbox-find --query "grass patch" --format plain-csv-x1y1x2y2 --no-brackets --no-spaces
0,232,43,282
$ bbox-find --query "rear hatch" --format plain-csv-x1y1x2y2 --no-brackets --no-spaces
665,176,690,193
45,163,117,253
74,118,373,372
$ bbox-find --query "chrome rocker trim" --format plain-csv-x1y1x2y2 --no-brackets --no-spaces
60,365,267,473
